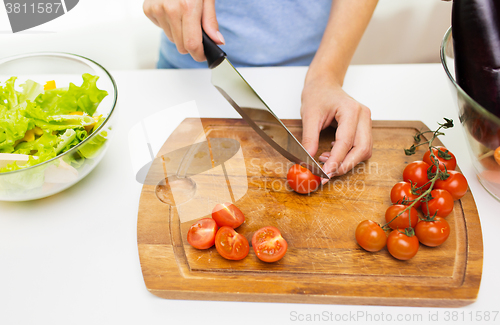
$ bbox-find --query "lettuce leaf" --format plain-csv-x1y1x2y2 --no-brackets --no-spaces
20,79,43,103
0,77,19,110
0,159,46,191
54,129,76,154
0,74,108,175
0,109,34,152
24,101,95,130
35,73,108,116
78,116,108,159
13,130,58,156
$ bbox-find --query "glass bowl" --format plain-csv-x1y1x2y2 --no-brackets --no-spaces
0,52,117,201
441,27,500,201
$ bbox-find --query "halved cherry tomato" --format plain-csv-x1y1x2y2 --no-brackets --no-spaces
415,217,450,247
421,189,454,218
385,204,419,230
403,161,431,190
212,202,245,228
286,164,321,194
434,170,468,200
423,146,457,172
387,230,419,260
355,220,387,252
252,226,288,262
187,218,218,250
215,226,249,260
390,181,421,208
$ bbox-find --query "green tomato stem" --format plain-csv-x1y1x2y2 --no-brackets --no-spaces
382,122,449,232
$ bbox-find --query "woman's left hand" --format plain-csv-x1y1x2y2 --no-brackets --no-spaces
300,77,373,183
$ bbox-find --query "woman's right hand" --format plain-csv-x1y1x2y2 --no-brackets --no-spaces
143,0,225,62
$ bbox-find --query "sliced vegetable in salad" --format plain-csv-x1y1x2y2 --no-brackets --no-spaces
0,73,108,173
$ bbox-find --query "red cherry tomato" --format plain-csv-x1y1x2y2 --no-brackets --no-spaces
403,161,431,190
415,217,450,247
434,170,468,200
355,220,387,252
385,204,419,230
390,181,422,208
187,218,218,249
387,230,419,260
212,202,245,228
215,226,249,260
286,164,321,194
251,226,288,262
421,189,454,218
423,146,457,172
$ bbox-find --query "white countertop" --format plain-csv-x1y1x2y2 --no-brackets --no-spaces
1,64,499,325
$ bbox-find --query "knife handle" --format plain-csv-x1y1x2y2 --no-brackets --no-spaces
202,29,226,69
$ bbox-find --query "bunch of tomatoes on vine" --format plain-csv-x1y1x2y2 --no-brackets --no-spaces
355,118,469,260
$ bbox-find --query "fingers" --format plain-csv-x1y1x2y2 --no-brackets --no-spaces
300,110,322,157
319,152,330,162
322,103,360,177
143,0,181,47
334,106,372,176
202,0,225,45
169,5,187,54
181,2,204,61
143,0,161,27
143,0,224,62
323,105,372,177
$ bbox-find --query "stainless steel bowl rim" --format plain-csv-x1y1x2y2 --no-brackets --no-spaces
0,52,118,176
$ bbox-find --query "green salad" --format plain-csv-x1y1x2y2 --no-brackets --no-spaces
0,73,108,173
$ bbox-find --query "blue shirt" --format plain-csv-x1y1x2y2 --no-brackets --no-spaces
158,0,332,69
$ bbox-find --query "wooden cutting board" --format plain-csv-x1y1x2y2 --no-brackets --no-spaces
137,118,483,307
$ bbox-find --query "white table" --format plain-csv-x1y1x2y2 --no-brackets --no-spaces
1,64,499,325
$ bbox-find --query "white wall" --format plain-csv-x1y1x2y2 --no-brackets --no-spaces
353,0,452,64
0,0,452,70
0,0,161,69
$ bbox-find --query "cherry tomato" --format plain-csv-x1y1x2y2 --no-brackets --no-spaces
355,220,387,252
286,164,321,194
387,230,419,260
187,218,218,250
415,217,450,247
421,189,454,218
212,202,245,228
390,181,421,208
215,226,249,260
251,226,288,262
403,161,431,190
495,147,500,165
434,170,468,200
385,204,419,230
423,146,457,172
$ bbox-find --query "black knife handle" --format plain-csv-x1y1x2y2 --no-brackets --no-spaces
202,29,226,69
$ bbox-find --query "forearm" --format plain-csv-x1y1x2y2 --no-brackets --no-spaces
307,0,378,86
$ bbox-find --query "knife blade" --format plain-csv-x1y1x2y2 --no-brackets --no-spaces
202,31,329,179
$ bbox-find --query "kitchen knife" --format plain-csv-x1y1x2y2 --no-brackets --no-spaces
202,31,329,179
